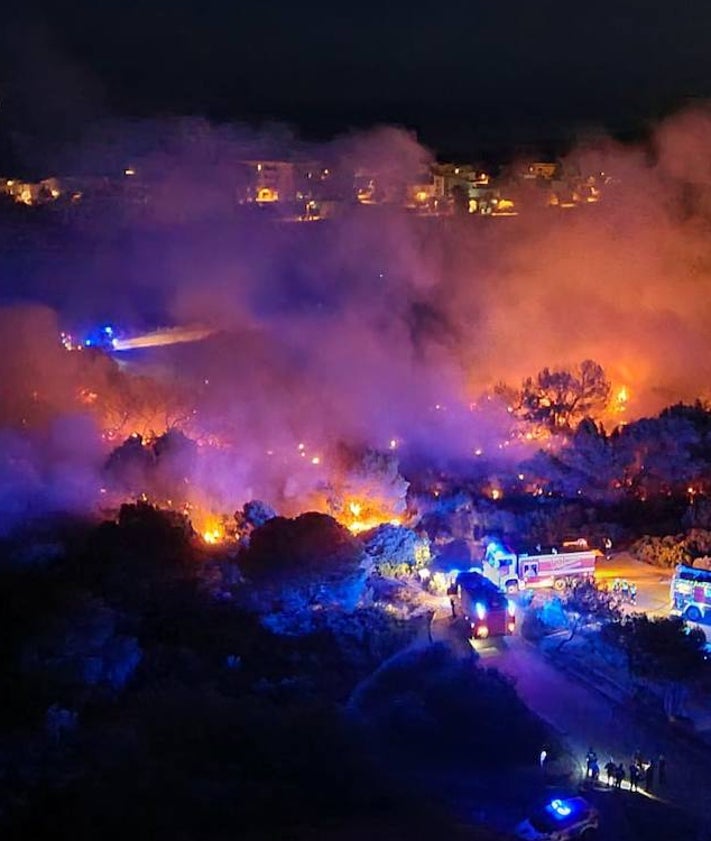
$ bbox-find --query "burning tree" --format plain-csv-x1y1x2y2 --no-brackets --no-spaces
501,359,611,432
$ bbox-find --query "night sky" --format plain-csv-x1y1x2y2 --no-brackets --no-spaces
3,0,711,158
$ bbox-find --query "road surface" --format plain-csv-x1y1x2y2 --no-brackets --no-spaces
595,551,672,615
597,552,711,642
430,563,711,837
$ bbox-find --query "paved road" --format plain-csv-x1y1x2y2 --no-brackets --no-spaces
431,560,711,837
427,608,711,837
595,552,672,614
596,552,711,642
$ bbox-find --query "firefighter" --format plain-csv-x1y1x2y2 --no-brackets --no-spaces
658,754,666,785
629,582,638,605
620,580,630,601
645,760,654,791
585,747,597,778
629,762,639,792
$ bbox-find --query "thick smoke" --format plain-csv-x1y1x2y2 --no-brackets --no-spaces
3,107,711,528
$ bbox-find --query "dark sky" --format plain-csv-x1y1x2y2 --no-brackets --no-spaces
3,0,711,158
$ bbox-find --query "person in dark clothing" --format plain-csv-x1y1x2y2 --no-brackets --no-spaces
605,759,616,787
658,755,666,785
645,761,654,791
450,597,456,618
615,764,625,789
629,763,639,792
590,759,600,783
585,747,597,779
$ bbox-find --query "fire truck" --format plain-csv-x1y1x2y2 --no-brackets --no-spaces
482,541,599,593
456,571,516,639
671,564,711,622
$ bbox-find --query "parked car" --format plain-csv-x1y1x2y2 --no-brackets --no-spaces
515,796,599,840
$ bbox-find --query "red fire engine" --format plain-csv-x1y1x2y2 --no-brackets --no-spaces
456,571,516,639
483,541,599,592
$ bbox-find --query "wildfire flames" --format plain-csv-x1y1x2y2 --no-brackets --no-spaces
6,112,711,539
342,499,403,535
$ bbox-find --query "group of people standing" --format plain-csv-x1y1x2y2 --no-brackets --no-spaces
611,579,637,604
586,747,666,792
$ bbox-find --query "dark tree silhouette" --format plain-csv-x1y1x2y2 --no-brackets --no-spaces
503,359,611,431
603,614,708,717
558,579,621,649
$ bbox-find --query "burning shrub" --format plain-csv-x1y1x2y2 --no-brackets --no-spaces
317,448,409,534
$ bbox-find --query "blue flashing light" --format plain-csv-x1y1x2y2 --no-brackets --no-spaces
475,602,486,620
549,799,573,819
485,539,514,565
103,325,114,336
84,339,92,347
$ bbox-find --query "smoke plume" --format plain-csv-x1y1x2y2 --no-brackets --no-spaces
3,107,711,528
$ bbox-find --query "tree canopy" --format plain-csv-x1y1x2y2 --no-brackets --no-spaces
603,615,707,683
501,359,611,431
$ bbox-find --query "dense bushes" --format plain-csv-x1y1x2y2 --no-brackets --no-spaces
238,513,368,629
630,528,711,567
353,644,548,768
630,534,688,567
0,507,460,839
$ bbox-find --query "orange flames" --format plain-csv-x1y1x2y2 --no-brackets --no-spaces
189,510,226,545
340,498,403,535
